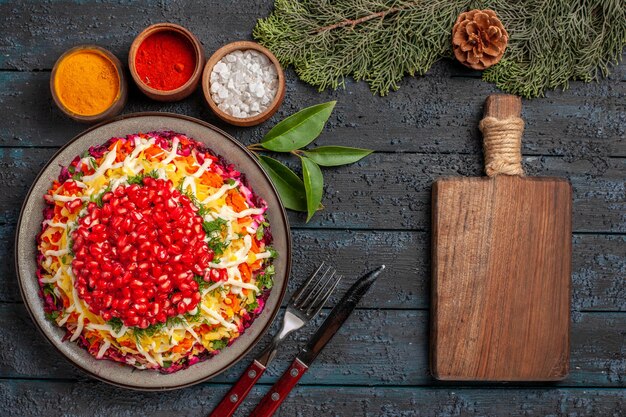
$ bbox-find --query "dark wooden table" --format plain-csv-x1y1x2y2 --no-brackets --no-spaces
1,2,624,416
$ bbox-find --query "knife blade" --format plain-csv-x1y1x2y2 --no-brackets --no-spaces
249,265,385,417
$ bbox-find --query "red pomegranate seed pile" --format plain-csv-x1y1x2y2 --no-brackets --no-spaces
71,177,214,329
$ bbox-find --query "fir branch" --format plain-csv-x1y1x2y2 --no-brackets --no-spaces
312,4,412,34
254,0,626,98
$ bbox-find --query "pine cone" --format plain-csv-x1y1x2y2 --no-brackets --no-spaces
452,9,508,70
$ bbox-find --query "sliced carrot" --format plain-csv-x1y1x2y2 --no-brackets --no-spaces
237,216,252,226
143,146,163,159
228,294,241,313
200,172,224,188
172,338,193,353
227,190,247,212
239,263,252,283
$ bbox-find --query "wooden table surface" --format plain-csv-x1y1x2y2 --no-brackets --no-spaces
1,2,624,416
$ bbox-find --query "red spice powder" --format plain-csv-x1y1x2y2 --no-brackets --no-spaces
135,31,196,91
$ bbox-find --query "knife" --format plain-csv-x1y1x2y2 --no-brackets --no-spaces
249,265,385,417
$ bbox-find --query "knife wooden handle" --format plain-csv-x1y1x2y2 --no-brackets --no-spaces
249,358,308,417
208,360,266,417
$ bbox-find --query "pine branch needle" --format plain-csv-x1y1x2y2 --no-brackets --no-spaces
254,0,626,98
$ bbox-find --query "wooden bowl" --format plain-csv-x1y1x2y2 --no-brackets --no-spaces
202,41,285,127
129,23,205,102
50,45,127,124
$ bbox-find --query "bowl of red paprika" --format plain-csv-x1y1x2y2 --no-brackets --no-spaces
129,23,205,102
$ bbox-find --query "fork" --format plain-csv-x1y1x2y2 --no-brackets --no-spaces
209,262,341,417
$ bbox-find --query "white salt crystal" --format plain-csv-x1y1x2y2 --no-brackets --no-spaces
209,49,279,119
213,62,227,73
218,87,229,99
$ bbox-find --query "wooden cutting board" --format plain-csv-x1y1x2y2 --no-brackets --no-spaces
430,94,571,381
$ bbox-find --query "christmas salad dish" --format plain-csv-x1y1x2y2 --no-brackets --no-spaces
36,130,276,372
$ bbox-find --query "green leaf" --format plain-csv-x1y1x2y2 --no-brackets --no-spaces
301,157,323,222
302,146,373,166
261,101,336,152
257,155,307,212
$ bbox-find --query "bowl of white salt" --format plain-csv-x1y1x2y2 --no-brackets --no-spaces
202,41,285,127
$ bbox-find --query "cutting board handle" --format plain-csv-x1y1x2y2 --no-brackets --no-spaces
479,94,525,177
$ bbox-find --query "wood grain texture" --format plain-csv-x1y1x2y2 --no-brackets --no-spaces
1,226,624,311
432,95,573,381
432,176,572,381
0,303,624,387
1,381,625,417
2,71,625,157
0,1,624,414
1,148,624,232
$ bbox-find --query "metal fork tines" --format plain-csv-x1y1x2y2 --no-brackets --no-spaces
256,262,341,366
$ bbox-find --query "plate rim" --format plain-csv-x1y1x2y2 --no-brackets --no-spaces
14,111,291,391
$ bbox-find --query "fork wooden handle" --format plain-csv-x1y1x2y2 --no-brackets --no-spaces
249,358,309,417
208,360,266,417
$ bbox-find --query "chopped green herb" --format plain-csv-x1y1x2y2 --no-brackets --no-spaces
256,264,275,290
43,283,58,304
130,313,189,340
202,217,227,233
133,322,165,341
127,169,159,185
212,339,228,350
185,308,203,322
88,157,98,171
107,318,123,332
67,237,75,257
45,311,60,321
162,360,173,368
177,180,209,217
203,217,230,255
193,275,211,291
226,178,236,186
256,224,264,240
91,184,112,208
72,171,84,181
166,316,185,327
210,286,227,297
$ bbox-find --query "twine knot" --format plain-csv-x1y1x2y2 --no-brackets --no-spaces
478,116,525,177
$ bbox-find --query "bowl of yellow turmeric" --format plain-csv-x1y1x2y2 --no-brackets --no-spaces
51,45,128,123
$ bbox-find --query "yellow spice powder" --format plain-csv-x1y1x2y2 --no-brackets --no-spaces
54,50,120,116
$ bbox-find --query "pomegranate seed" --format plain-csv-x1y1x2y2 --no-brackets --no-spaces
208,268,227,282
70,178,210,327
171,293,183,305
